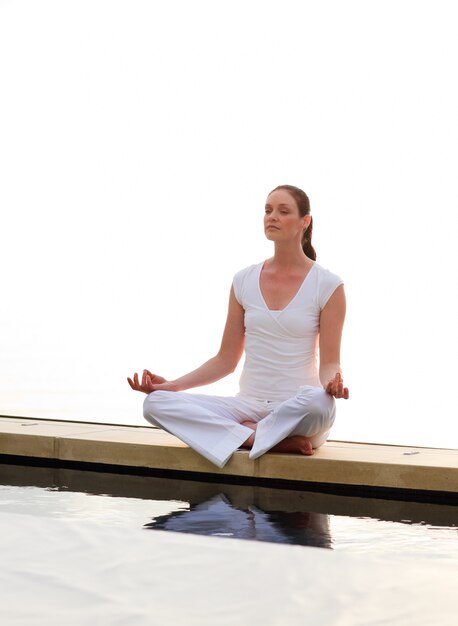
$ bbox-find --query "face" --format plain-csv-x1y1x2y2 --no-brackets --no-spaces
264,189,310,243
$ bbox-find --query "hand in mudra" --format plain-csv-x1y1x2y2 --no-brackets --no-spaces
127,369,176,394
326,372,349,399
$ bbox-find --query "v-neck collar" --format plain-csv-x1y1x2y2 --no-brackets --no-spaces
257,261,316,313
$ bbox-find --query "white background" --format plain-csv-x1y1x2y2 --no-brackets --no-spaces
1,0,457,448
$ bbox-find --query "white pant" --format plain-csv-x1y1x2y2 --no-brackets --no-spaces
143,386,336,468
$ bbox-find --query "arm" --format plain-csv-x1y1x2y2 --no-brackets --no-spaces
318,284,349,399
127,286,245,393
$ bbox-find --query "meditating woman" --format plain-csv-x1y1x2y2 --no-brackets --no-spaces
128,184,349,468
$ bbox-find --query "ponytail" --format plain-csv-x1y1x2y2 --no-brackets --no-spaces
302,216,316,260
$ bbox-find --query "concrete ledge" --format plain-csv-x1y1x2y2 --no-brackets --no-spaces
1,416,457,500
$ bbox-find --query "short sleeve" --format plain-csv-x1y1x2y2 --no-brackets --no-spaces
232,268,244,305
317,267,344,310
232,264,258,307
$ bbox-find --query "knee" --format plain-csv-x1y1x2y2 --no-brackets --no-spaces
295,387,336,430
297,386,334,415
143,390,171,418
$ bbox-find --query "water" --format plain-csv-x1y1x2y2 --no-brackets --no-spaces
1,462,457,559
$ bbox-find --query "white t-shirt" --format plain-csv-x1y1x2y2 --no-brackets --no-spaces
233,261,343,402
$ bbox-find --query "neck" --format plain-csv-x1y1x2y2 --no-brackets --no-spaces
269,242,310,270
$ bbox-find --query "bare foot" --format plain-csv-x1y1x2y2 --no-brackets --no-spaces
240,424,314,456
240,421,257,449
270,435,314,456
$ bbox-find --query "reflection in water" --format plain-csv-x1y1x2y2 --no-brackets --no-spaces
144,493,332,548
1,462,457,555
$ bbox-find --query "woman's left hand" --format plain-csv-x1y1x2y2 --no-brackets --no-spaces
326,372,349,399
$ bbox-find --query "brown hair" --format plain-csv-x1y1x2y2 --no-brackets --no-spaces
269,184,317,260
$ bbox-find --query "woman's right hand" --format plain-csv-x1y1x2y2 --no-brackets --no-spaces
127,370,178,394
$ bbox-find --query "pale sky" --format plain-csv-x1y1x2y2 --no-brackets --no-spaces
1,0,457,448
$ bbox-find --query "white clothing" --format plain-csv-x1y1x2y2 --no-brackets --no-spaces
143,261,343,468
233,261,343,402
143,386,336,468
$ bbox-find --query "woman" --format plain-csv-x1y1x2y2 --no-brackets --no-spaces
128,184,349,468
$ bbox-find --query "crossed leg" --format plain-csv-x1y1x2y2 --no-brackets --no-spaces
240,421,314,456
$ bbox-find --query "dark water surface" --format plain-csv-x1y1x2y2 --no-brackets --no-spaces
1,463,457,557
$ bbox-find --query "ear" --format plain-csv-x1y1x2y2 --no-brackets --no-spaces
303,215,312,231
